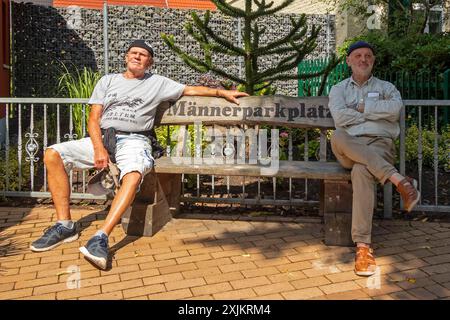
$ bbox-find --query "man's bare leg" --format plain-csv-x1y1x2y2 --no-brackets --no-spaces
79,171,141,269
100,171,142,236
44,148,71,220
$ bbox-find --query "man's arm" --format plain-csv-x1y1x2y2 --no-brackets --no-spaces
362,84,403,123
183,86,249,104
328,85,366,128
87,104,109,169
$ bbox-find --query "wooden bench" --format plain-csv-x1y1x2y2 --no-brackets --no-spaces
121,95,354,246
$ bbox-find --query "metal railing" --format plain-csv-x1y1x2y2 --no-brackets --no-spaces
0,98,449,215
400,100,450,213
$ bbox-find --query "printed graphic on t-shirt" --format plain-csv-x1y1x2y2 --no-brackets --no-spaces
102,93,144,125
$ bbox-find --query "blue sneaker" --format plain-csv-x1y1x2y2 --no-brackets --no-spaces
30,222,79,252
79,233,109,270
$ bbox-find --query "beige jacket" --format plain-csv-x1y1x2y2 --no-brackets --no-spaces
328,75,403,139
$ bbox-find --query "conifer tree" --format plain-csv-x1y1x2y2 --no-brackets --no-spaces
161,0,339,95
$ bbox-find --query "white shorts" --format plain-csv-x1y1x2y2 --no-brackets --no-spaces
49,134,155,183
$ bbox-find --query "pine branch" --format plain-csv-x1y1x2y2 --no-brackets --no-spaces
191,12,246,56
250,0,295,18
255,33,318,82
212,0,246,17
258,15,308,54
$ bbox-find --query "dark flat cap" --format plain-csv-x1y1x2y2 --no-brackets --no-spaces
127,40,154,57
347,41,375,56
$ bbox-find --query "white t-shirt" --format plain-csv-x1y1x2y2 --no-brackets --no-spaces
88,73,185,132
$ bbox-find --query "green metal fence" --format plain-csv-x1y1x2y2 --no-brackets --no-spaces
298,59,450,124
298,59,450,100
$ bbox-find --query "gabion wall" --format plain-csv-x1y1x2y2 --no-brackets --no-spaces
12,2,335,97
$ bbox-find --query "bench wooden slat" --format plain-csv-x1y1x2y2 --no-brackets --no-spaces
154,157,350,180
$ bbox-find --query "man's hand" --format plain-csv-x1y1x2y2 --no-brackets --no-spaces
218,89,249,105
94,147,109,169
357,102,365,113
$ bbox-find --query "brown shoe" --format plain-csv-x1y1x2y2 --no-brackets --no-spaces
397,177,420,212
355,247,377,276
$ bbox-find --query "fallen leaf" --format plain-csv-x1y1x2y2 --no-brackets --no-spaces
407,278,416,284
420,246,432,250
421,218,428,222
134,251,141,257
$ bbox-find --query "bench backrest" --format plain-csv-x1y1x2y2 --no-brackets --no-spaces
155,95,334,162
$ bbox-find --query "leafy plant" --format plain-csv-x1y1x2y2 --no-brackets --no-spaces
57,64,102,138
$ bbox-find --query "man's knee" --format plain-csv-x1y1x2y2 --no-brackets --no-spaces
351,164,373,180
44,148,63,167
121,171,142,189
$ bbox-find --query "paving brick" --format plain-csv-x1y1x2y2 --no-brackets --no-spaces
268,271,306,283
396,277,437,290
253,282,295,296
230,253,266,263
182,266,222,279
159,263,197,275
291,276,331,290
320,280,361,295
143,273,184,285
388,291,418,300
230,276,271,290
147,288,193,300
139,259,177,270
277,261,313,273
153,250,190,261
21,293,56,300
82,291,124,300
102,279,143,293
398,249,435,260
15,276,59,290
407,287,438,300
191,282,233,296
165,277,206,291
185,294,214,300
211,249,245,259
362,283,404,297
0,283,14,293
430,272,450,283
213,288,257,299
286,252,319,263
281,287,324,300
79,275,121,287
204,271,244,284
388,269,429,281
254,257,291,268
119,268,159,281
176,254,212,264
123,284,166,299
251,293,284,300
0,288,33,300
324,289,370,300
241,266,280,278
195,257,233,269
0,258,41,269
424,254,450,265
424,284,450,298
19,262,61,275
325,271,362,283
421,263,450,275
394,259,429,271
219,262,257,273
0,272,37,284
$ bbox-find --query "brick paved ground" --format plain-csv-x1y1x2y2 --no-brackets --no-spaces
1,206,450,300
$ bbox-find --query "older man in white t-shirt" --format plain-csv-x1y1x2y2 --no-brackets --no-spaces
30,40,248,270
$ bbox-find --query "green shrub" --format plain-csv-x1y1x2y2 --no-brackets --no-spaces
399,124,450,171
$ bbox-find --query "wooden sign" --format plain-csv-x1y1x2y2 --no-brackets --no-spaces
156,95,335,128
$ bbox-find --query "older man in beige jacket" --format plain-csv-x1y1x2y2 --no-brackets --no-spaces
329,41,420,276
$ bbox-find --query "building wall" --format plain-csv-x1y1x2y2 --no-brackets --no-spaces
12,2,335,97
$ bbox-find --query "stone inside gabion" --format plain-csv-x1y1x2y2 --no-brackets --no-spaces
12,3,335,97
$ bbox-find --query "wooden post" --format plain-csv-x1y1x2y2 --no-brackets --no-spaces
121,171,181,237
322,180,353,246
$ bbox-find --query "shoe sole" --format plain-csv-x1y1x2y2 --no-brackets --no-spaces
30,233,79,252
79,246,107,270
355,269,377,276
